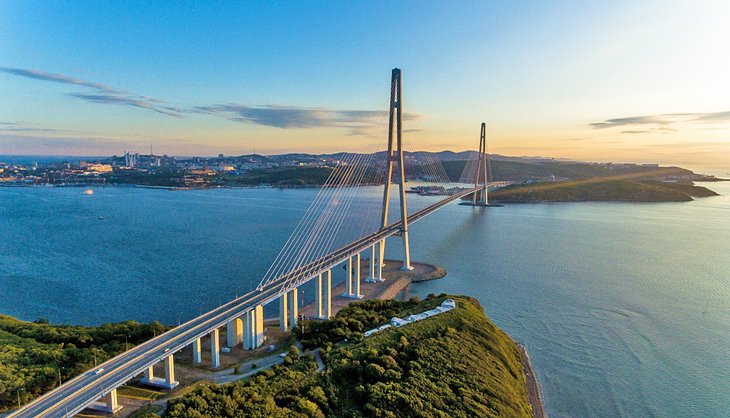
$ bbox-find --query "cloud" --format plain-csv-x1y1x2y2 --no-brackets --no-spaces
590,115,672,130
68,93,182,117
692,111,730,123
194,104,419,135
1,66,179,117
590,111,730,133
0,127,67,133
3,66,416,134
0,121,68,133
0,67,122,94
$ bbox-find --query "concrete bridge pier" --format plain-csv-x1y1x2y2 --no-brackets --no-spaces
316,270,332,318
279,292,289,331
365,244,379,283
163,356,178,388
354,253,362,297
210,329,220,368
288,288,299,329
343,254,363,298
366,243,385,283
314,273,323,318
324,270,332,318
343,257,353,296
90,388,122,414
226,318,243,348
377,240,385,280
244,306,265,349
103,389,121,413
140,356,178,389
192,337,202,364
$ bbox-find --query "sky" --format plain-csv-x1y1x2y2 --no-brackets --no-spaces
1,0,729,169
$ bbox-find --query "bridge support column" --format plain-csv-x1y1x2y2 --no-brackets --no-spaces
253,305,265,347
400,231,413,271
370,245,376,279
354,253,363,297
343,254,364,298
244,306,265,349
288,289,298,329
141,358,178,389
211,329,220,368
104,389,121,413
279,292,289,331
365,244,383,283
90,388,122,414
226,318,243,348
164,355,179,388
243,310,252,349
377,240,385,279
192,337,202,364
144,366,154,382
344,257,353,296
324,270,332,318
315,274,324,318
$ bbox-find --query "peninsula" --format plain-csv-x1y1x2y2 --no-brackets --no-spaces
488,179,718,203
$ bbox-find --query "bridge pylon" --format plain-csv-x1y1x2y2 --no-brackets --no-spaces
461,122,499,207
379,68,413,271
474,122,488,206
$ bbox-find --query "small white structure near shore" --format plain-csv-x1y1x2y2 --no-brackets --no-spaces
363,299,456,338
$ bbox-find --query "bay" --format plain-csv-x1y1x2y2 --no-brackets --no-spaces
1,182,728,417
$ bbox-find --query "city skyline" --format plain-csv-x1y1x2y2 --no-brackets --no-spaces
2,1,730,169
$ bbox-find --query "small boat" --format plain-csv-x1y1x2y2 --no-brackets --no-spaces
98,216,105,220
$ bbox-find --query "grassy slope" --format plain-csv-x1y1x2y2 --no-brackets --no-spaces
325,296,531,418
165,296,531,418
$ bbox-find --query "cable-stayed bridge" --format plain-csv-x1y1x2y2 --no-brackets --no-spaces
11,68,506,417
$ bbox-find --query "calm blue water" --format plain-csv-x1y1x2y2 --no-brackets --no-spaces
1,183,729,417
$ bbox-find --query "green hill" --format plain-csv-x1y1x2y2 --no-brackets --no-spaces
489,180,718,203
165,295,532,418
0,315,165,411
442,159,697,183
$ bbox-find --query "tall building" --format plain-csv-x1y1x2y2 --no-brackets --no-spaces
124,151,139,168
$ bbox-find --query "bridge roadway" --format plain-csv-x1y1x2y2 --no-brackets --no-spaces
12,186,481,418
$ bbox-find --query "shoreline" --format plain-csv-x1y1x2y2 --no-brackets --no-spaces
519,344,547,418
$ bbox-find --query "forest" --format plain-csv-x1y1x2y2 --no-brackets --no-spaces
488,179,718,203
0,315,165,411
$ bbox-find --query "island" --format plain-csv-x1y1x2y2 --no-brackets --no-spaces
488,180,718,203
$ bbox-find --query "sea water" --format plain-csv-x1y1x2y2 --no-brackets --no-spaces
1,183,728,417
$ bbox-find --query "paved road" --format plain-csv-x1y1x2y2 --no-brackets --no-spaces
11,187,480,417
